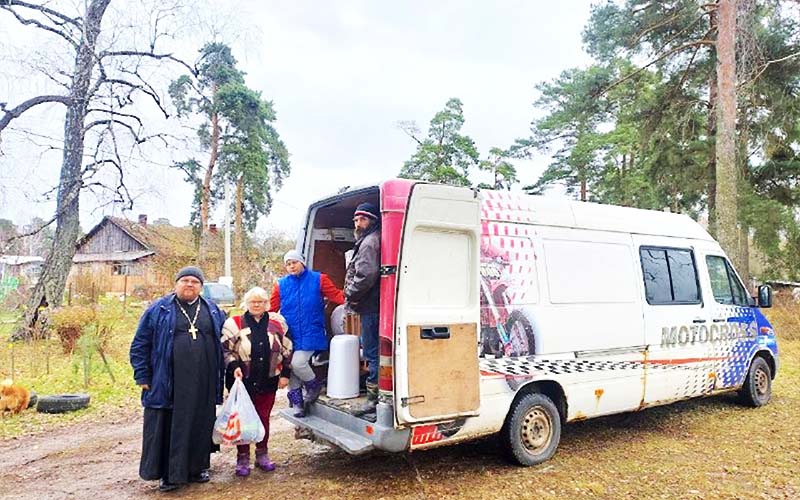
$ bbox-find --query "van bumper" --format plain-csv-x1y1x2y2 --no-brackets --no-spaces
279,401,410,455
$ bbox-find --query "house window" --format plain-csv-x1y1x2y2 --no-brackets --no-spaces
112,263,141,276
640,246,701,305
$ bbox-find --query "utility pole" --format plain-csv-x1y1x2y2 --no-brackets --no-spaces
221,183,233,287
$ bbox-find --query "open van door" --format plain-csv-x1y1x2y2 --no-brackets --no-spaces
394,183,481,424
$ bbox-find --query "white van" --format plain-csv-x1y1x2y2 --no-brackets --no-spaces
280,179,779,465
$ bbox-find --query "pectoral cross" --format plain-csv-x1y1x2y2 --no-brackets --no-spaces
176,300,201,341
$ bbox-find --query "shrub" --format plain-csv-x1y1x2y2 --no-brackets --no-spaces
50,305,96,353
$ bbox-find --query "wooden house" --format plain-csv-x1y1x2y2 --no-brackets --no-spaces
69,215,219,297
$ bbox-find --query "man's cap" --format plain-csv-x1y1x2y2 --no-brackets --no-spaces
353,202,380,221
175,266,205,284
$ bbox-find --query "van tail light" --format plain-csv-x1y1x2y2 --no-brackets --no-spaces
379,336,393,392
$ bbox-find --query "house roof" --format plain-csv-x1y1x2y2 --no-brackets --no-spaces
106,217,199,257
0,255,45,265
765,280,800,288
75,216,220,262
72,250,155,263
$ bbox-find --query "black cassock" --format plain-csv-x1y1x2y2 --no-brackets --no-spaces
139,298,218,484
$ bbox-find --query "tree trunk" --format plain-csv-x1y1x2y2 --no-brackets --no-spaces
706,6,719,237
715,0,742,272
14,0,112,340
199,102,220,259
738,105,751,285
620,153,627,205
235,175,244,255
579,165,587,201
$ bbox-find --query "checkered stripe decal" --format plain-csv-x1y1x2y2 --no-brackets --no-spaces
479,357,671,377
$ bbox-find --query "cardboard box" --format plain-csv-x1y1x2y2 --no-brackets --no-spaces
344,313,361,336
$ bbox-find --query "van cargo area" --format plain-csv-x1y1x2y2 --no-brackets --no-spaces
290,186,381,420
278,185,413,454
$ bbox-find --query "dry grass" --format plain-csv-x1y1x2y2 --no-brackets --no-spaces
763,295,800,341
0,302,141,438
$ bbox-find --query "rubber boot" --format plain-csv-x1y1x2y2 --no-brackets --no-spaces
287,388,305,418
235,452,250,477
255,450,276,472
366,382,379,403
304,377,323,404
353,382,378,417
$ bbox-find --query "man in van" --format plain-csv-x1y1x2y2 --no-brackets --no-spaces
344,202,381,416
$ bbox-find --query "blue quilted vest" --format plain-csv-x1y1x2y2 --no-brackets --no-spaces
278,269,327,351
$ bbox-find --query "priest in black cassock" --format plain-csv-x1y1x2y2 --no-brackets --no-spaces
130,266,226,492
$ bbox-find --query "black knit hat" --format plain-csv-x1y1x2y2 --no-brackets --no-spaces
354,202,380,221
175,266,205,284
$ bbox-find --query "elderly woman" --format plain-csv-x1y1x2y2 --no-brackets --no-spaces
221,287,292,477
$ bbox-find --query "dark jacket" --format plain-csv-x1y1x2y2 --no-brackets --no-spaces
129,293,226,409
345,226,381,314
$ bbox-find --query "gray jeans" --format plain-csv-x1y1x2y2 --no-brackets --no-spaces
289,350,316,389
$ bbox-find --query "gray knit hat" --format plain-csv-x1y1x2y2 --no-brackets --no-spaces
283,249,306,266
175,266,205,284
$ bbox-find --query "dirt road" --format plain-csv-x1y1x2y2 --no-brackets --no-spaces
1,383,798,500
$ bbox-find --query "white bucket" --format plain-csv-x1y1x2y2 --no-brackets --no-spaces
327,334,360,399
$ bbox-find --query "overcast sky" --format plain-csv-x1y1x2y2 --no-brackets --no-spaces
0,0,595,237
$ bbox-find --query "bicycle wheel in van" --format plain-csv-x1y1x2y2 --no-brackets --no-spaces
506,309,536,356
500,392,561,466
505,309,537,391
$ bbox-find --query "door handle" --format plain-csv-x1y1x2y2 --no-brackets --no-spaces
692,318,707,324
420,326,451,340
712,318,726,323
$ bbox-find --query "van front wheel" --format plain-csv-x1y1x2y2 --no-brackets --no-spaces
737,356,772,407
500,392,561,466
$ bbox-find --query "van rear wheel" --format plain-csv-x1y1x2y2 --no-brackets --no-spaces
500,392,561,466
737,356,772,407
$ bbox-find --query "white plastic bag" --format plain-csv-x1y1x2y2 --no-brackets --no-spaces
212,379,265,446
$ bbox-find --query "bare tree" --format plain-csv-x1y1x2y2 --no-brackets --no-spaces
0,0,195,339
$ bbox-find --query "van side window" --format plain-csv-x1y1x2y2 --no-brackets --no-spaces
640,247,700,305
706,255,749,305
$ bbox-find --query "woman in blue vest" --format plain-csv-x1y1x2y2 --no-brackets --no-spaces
269,250,344,417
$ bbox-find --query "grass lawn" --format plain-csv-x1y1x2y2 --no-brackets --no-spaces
0,302,142,438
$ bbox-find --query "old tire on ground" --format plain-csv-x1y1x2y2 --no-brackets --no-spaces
500,392,561,466
27,391,38,409
737,356,772,407
36,393,90,414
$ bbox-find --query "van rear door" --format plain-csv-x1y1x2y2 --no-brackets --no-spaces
394,184,481,424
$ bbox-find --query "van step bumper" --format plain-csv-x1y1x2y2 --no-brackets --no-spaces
279,401,410,455
280,409,374,454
